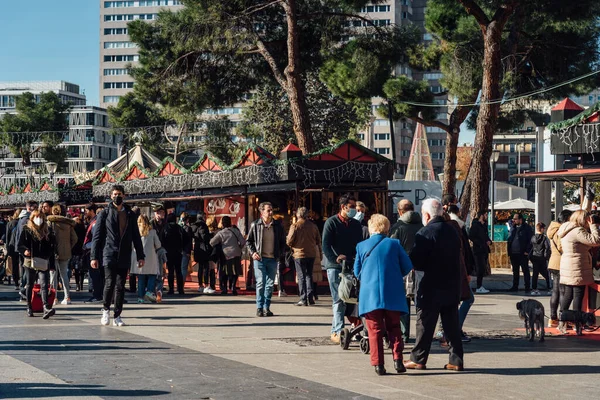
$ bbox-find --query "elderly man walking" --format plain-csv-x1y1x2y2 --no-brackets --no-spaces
390,199,423,343
287,207,322,306
322,194,364,344
405,198,464,371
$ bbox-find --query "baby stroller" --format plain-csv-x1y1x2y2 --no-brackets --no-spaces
339,315,390,354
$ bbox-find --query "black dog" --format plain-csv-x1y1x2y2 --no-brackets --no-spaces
516,299,545,342
559,310,597,336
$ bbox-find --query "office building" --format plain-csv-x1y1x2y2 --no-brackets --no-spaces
99,0,184,108
0,81,86,113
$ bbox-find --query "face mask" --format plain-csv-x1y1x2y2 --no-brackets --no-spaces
354,211,364,222
346,208,357,219
113,196,124,206
33,217,43,226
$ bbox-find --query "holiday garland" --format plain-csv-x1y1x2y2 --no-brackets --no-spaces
548,101,600,131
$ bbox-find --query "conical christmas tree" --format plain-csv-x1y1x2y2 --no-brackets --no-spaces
405,118,436,181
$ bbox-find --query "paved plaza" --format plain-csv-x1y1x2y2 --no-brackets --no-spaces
0,270,599,399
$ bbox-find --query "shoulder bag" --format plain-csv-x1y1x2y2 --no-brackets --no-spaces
338,236,385,304
23,235,49,272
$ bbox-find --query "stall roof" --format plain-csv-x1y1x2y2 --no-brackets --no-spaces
513,168,600,182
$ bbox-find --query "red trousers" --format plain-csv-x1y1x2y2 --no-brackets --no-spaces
364,309,404,366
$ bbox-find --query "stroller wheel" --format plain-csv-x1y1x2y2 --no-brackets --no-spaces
340,328,351,350
359,337,370,354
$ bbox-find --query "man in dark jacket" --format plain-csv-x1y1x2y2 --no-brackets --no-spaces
5,210,21,290
192,212,213,293
507,213,534,292
390,199,423,343
83,203,103,303
469,211,492,294
246,202,286,317
91,185,145,327
322,194,364,343
530,222,551,295
163,213,186,295
405,198,464,371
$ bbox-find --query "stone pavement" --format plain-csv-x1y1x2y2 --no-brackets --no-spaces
0,269,599,400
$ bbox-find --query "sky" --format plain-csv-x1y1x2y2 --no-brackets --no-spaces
0,0,100,105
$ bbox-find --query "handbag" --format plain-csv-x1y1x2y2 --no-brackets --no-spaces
338,236,385,304
23,237,49,272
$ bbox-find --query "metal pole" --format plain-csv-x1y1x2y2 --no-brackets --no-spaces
387,100,397,174
517,146,521,187
490,160,495,240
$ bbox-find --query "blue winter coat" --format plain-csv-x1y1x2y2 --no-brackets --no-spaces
354,234,413,316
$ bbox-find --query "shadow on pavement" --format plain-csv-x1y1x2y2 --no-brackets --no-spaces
0,383,169,398
406,364,600,376
0,338,168,353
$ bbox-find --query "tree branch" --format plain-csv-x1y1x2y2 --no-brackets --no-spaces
243,0,283,16
411,116,451,135
255,38,288,89
298,11,385,36
457,0,490,28
491,0,519,26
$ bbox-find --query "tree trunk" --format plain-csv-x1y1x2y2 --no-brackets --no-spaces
442,131,459,195
282,0,315,154
468,21,505,219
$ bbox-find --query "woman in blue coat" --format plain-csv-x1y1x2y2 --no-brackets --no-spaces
354,214,413,376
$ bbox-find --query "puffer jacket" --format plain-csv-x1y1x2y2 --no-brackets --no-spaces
530,233,551,261
557,221,600,286
547,221,562,271
48,215,78,261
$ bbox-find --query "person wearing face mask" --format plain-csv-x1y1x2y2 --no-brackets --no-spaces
91,185,145,327
322,193,364,344
354,201,370,239
12,200,39,301
18,210,56,319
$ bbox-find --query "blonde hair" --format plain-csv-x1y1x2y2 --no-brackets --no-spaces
138,214,152,237
27,210,49,241
51,204,62,216
356,201,367,212
368,213,390,235
206,216,218,232
12,209,21,220
570,210,590,229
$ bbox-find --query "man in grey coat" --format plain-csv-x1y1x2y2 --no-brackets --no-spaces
390,199,423,343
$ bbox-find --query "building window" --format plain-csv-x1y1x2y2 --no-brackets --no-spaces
103,82,134,89
375,147,390,155
423,73,443,80
86,130,96,141
374,133,390,141
401,136,412,144
103,96,121,103
509,156,516,165
401,150,410,157
432,153,445,160
104,41,137,49
103,68,130,76
357,133,365,141
104,55,139,62
510,144,515,153
373,119,389,126
428,139,447,146
104,28,128,35
68,146,80,158
402,12,408,19
103,14,158,21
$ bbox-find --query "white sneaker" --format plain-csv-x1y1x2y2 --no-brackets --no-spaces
278,290,288,297
205,288,216,294
203,287,210,294
113,316,125,327
531,290,540,296
101,309,110,326
475,287,490,294
61,298,71,305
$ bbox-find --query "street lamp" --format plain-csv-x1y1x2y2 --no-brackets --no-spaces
45,162,58,184
490,149,501,240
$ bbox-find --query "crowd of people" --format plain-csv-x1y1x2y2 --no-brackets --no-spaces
1,186,597,374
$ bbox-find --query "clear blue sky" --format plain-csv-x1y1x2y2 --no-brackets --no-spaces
0,0,99,105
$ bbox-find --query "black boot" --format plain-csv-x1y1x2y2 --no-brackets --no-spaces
374,365,386,376
394,360,407,373
26,309,33,317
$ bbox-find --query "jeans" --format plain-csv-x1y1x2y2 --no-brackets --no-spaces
326,268,346,334
510,254,531,290
364,309,404,366
181,253,190,282
531,258,550,290
549,271,562,320
25,267,50,309
458,288,475,330
560,284,586,312
89,265,105,300
474,253,488,288
400,297,412,341
137,274,157,299
9,251,19,288
167,253,184,294
103,266,128,318
254,257,277,309
294,258,315,303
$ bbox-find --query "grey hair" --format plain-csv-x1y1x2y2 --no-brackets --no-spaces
259,202,273,211
421,198,443,218
296,207,309,219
